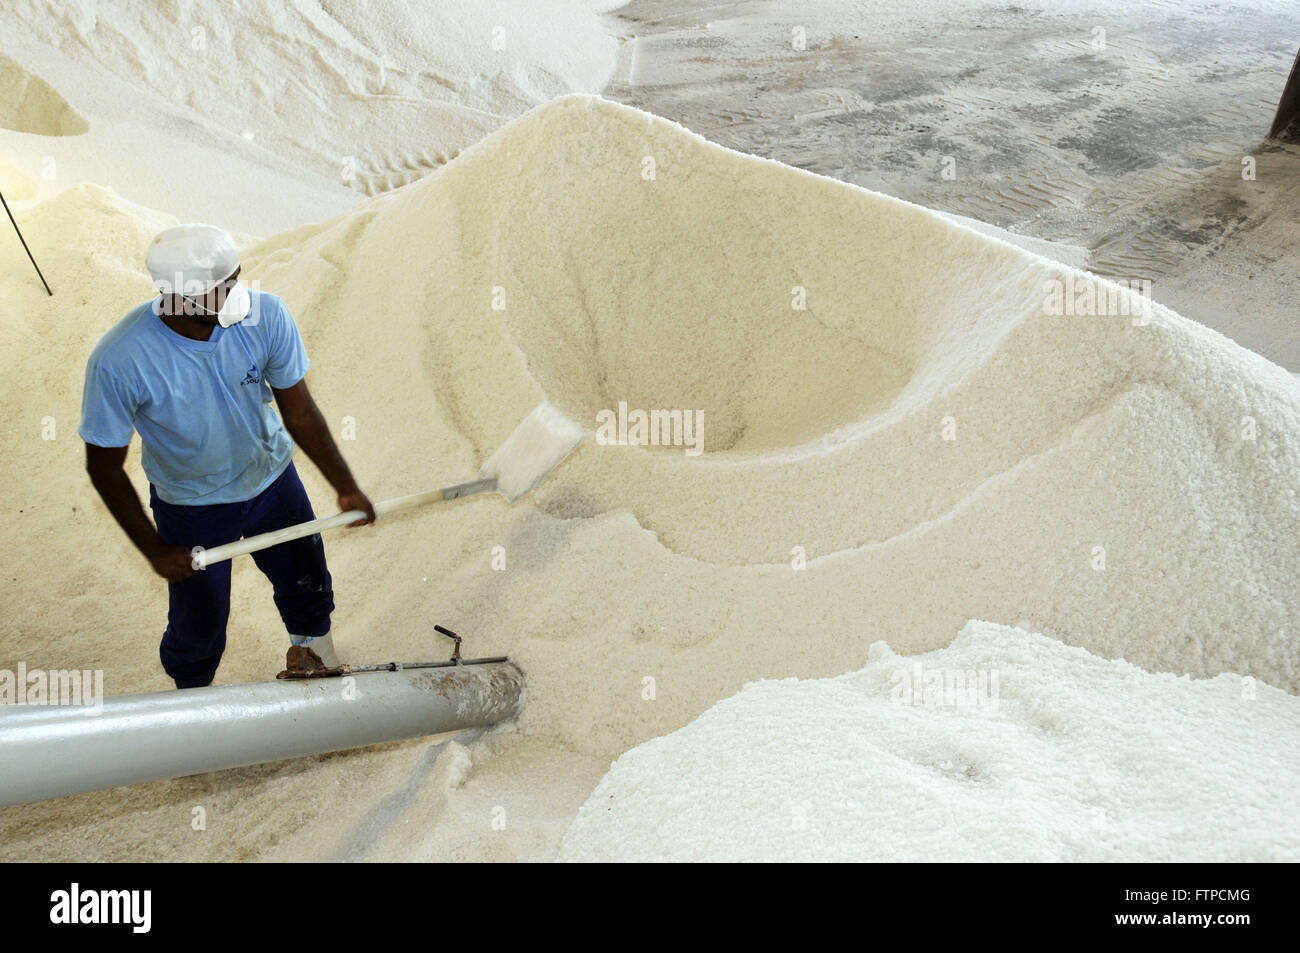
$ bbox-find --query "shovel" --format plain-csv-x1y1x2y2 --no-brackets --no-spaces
196,402,583,568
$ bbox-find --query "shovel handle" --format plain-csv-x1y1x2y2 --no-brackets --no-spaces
195,477,496,567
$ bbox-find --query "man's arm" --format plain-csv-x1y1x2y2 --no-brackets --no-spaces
272,379,376,525
84,443,196,581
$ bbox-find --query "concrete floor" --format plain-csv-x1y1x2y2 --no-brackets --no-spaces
604,0,1300,371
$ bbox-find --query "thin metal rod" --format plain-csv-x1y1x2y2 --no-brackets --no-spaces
0,190,52,296
344,655,509,674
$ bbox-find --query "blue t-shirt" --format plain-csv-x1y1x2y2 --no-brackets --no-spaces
79,290,309,505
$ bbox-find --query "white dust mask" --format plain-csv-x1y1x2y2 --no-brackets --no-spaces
186,281,251,327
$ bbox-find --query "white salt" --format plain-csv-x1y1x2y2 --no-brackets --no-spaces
559,621,1300,862
1,92,1297,861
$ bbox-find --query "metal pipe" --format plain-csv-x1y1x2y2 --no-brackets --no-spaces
0,661,524,807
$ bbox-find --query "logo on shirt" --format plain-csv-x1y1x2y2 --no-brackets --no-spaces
240,363,261,386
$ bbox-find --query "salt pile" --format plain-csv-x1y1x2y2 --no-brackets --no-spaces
1,92,1298,861
0,1,622,231
559,621,1300,862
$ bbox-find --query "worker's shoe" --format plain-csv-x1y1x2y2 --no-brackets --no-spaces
303,633,340,668
278,639,346,680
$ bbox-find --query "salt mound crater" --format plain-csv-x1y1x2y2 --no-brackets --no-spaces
558,621,1300,863
245,95,1300,705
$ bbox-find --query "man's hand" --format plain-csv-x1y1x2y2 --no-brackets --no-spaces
338,488,376,527
148,542,199,582
86,442,201,582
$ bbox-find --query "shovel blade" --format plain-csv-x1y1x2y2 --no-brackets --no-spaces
478,402,583,502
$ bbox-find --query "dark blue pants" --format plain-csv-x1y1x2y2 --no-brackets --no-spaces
149,463,334,689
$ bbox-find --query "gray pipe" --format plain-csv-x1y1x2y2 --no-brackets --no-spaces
0,662,524,807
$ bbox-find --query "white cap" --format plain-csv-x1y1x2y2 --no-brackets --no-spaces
145,223,240,297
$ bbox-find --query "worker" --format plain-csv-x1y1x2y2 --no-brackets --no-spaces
78,223,375,687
